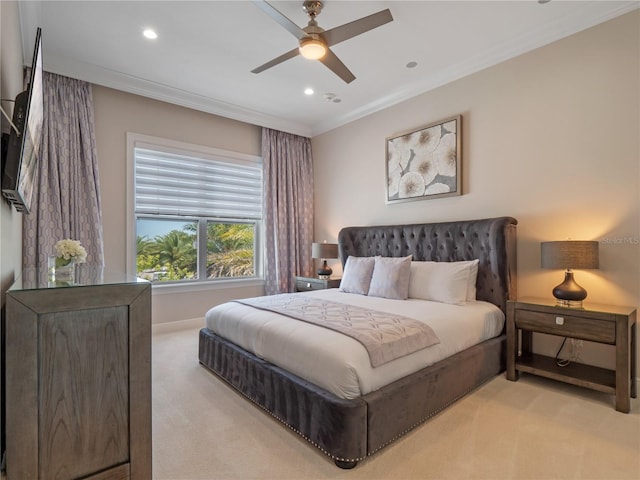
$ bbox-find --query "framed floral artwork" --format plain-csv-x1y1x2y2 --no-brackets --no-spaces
385,115,461,203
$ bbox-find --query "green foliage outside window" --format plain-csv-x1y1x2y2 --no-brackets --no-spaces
136,222,255,282
207,223,255,277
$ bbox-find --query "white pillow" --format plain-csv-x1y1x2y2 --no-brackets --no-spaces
408,260,475,305
339,256,376,295
368,255,412,300
466,259,479,301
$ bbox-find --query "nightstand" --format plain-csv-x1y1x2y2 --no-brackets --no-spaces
294,276,341,292
506,297,636,413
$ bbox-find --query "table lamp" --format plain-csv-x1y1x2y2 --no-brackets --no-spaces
541,240,599,308
311,242,338,279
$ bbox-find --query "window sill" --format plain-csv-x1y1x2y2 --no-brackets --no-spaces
150,278,265,295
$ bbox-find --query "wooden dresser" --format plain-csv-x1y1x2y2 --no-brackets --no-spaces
4,268,152,479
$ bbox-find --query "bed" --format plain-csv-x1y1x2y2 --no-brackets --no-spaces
198,216,517,468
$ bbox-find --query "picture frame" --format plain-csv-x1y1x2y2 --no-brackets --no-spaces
385,115,462,204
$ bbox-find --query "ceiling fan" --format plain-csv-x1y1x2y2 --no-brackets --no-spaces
251,0,393,84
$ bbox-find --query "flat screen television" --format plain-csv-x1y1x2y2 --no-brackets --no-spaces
1,27,43,214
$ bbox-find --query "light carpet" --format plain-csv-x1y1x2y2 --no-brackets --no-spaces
152,325,640,480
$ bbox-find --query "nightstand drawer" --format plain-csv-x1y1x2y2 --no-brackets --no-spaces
515,310,615,344
294,276,341,292
295,279,323,291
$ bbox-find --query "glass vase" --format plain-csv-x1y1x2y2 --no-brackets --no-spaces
48,255,76,286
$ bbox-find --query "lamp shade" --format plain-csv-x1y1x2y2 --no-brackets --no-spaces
541,241,599,270
311,242,338,259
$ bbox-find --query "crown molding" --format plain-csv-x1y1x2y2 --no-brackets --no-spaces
43,55,314,138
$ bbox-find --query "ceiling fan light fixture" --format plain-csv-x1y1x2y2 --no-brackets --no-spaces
299,38,327,60
143,28,158,40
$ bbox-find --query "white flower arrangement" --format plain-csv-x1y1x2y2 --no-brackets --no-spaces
54,239,87,266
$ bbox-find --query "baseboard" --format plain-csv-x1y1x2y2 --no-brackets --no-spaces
152,317,204,334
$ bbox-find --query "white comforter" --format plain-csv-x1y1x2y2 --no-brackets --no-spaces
205,289,504,399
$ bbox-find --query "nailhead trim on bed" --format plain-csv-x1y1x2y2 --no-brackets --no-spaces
227,379,365,463
201,351,496,463
366,374,493,458
198,328,368,463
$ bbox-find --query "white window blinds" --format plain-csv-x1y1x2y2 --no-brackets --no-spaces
135,147,262,219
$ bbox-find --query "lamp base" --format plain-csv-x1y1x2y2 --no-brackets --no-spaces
317,260,332,279
552,270,587,309
555,299,584,309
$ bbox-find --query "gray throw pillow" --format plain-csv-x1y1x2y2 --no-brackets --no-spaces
339,256,377,295
368,255,412,300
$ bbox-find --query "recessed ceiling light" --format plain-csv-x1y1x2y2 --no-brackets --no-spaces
143,29,158,40
304,88,314,95
406,61,418,69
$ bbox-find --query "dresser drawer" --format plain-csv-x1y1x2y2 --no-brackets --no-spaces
515,309,615,344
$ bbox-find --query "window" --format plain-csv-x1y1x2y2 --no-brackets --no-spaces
130,137,262,285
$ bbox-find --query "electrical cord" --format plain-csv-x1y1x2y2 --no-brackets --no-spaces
555,337,570,367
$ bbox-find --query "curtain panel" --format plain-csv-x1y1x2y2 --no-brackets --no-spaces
262,128,314,294
23,72,104,271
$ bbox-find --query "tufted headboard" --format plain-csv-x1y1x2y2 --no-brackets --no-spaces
338,216,517,313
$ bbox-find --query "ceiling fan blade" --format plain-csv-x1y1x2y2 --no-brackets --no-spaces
252,0,308,40
251,47,300,74
322,9,393,46
319,48,356,84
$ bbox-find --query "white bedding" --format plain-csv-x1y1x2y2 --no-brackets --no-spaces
205,289,505,399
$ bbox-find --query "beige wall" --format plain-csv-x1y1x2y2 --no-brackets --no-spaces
1,0,24,304
92,86,264,324
312,12,640,370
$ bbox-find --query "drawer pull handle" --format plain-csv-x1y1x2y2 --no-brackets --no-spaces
555,316,565,325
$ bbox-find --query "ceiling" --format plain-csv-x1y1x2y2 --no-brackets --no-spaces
18,1,639,137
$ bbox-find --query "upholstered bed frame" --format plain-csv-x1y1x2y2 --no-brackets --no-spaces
198,216,517,468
